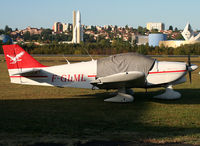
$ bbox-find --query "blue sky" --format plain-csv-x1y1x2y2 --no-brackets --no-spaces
0,0,199,30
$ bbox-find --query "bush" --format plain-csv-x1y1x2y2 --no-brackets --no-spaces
1,42,200,55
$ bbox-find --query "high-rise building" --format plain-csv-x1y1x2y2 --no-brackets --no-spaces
53,22,57,33
72,10,83,43
53,22,63,33
146,22,165,31
63,23,72,32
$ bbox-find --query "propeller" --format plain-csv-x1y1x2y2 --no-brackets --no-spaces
186,55,198,83
187,55,192,83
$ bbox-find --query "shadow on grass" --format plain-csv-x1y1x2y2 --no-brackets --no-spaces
145,88,200,105
0,88,199,144
80,88,200,105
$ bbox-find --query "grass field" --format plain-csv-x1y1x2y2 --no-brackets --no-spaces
0,56,200,145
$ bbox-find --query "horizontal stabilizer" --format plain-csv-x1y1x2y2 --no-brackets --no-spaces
12,68,41,75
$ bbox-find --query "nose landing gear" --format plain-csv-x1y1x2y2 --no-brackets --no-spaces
153,85,181,100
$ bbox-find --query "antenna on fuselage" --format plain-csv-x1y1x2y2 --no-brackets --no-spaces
63,54,70,64
83,47,94,61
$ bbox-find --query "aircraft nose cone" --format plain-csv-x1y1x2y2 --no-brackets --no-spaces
188,64,198,71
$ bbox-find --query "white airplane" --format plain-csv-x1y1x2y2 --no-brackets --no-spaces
2,44,198,102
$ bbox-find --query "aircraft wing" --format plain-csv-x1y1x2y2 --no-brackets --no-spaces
91,71,146,89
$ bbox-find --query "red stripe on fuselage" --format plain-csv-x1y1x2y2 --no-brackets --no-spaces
149,70,187,74
10,76,48,78
11,75,96,78
88,75,96,77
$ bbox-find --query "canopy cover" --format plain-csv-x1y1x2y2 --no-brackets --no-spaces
97,53,155,78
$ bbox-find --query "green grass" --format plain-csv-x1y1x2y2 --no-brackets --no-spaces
0,56,200,145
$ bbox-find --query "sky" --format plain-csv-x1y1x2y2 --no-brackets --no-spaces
0,0,199,30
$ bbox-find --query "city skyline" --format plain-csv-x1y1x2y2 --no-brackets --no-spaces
0,0,199,30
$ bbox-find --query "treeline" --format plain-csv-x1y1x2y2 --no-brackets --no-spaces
1,41,200,55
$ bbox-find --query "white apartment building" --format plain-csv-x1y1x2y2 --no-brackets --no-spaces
146,22,165,31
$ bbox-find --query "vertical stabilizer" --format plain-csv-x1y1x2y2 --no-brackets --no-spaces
3,44,46,69
3,44,47,84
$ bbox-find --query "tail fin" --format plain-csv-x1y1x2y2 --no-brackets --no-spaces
3,44,46,69
3,44,47,84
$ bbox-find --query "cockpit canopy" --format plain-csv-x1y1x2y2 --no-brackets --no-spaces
97,53,155,78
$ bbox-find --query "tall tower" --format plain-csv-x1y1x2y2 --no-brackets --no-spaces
72,11,77,43
76,11,81,43
72,10,83,43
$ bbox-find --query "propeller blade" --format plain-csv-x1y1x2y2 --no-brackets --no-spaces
188,55,191,66
187,55,192,84
189,71,192,83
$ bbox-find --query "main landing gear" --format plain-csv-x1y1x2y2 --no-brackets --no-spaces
104,88,134,102
104,85,181,102
153,85,181,100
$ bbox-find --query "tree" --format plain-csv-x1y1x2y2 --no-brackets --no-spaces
4,25,12,34
83,34,96,43
137,26,147,35
98,39,110,47
23,31,31,41
129,27,135,33
107,26,112,31
41,29,52,35
151,29,159,33
169,25,173,31
0,29,5,35
91,26,97,33
174,33,184,40
174,27,178,32
41,29,53,40
114,25,118,31
125,25,129,30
